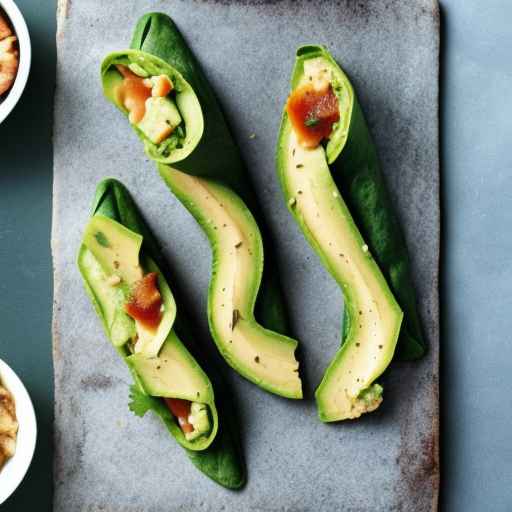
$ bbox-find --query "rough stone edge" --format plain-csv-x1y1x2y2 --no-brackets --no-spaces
51,0,69,504
432,1,441,510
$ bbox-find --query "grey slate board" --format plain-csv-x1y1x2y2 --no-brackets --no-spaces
52,1,440,510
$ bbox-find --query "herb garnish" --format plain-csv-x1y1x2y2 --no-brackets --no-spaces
128,385,158,417
94,231,110,248
304,117,320,128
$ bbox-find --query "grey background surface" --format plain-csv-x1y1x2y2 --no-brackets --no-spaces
0,0,511,511
52,1,438,511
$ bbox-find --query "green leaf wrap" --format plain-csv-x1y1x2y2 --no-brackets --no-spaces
283,45,425,361
81,178,245,489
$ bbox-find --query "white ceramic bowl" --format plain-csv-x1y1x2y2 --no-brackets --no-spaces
0,0,31,125
0,359,37,505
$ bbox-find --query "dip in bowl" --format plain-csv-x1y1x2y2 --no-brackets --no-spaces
0,359,37,505
0,0,30,125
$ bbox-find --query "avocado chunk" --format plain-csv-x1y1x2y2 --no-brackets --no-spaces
277,51,403,421
137,96,182,145
160,167,302,399
187,402,211,441
82,215,176,357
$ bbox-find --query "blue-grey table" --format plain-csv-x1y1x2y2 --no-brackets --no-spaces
0,1,510,510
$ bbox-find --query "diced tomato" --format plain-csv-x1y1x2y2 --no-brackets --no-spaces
115,65,152,124
164,398,194,433
179,419,194,434
165,397,191,418
151,75,173,98
286,83,340,148
124,272,162,331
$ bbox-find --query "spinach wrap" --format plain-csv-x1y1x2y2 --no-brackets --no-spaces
78,178,245,488
278,45,425,362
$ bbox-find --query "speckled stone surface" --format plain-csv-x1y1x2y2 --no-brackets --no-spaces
52,1,439,510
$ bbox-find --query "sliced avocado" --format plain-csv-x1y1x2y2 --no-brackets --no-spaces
277,51,403,420
137,96,182,145
78,246,135,347
82,215,176,357
160,167,302,399
83,214,143,285
127,330,213,403
128,330,216,445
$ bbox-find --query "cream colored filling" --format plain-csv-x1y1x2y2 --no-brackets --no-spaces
303,57,331,92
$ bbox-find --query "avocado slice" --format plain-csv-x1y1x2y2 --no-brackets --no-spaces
127,330,212,403
101,49,203,163
83,214,143,284
277,47,404,421
101,13,303,399
160,168,302,398
78,246,136,347
82,214,176,358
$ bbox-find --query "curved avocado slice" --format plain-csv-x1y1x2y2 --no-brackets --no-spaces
78,179,245,488
277,46,404,421
160,167,302,399
291,45,425,361
101,13,302,399
101,50,204,164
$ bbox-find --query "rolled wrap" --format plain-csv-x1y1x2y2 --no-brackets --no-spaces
78,179,245,489
279,45,426,361
101,50,203,164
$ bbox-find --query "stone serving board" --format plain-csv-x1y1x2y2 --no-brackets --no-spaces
52,1,440,510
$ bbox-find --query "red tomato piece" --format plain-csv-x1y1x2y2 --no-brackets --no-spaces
180,420,194,434
164,398,194,433
286,83,340,148
115,64,152,124
124,272,162,331
164,397,191,418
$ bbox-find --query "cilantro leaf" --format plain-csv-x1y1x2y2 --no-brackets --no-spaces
94,231,110,248
128,385,158,417
304,117,320,127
